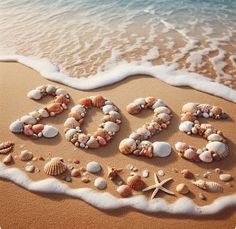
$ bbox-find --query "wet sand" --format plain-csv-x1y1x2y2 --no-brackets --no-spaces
0,62,235,229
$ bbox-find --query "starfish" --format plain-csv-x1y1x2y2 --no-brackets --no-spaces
142,173,175,199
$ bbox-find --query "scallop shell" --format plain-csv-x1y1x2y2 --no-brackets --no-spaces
79,97,92,107
154,106,171,115
65,129,78,141
206,142,229,159
27,89,42,100
192,179,207,190
42,125,58,138
179,121,194,133
175,142,189,152
152,99,165,109
199,150,213,163
71,105,86,115
19,150,33,161
94,177,107,190
68,112,82,121
44,157,67,176
102,105,118,114
46,103,63,114
207,134,223,142
152,141,171,157
20,115,37,125
126,103,141,114
109,111,121,120
9,120,24,133
91,95,106,107
119,138,137,154
156,113,171,122
56,88,68,96
182,103,199,113
46,85,57,94
103,121,119,133
64,117,80,128
183,148,197,161
205,181,223,193
86,161,102,173
181,113,196,122
86,136,99,148
54,94,70,105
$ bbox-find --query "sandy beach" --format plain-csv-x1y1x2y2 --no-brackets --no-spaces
0,62,236,228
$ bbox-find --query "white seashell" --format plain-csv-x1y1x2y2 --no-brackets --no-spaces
42,125,58,138
134,98,146,106
94,177,107,190
192,179,207,190
199,151,213,163
157,113,170,122
102,105,117,114
109,111,121,120
27,89,42,100
46,85,56,94
191,127,198,134
219,174,232,182
119,138,137,154
86,161,102,173
203,112,209,118
205,181,223,192
136,127,151,139
71,105,86,114
142,169,149,178
65,129,78,141
86,136,99,148
38,108,49,118
20,115,37,125
56,88,67,96
105,100,113,105
19,150,33,161
206,142,228,159
152,99,165,109
175,142,189,152
152,142,171,157
183,148,196,160
9,120,24,133
103,121,119,133
64,117,80,128
25,164,35,173
179,121,194,133
44,157,67,176
207,134,223,142
154,106,171,114
182,103,198,113
29,110,40,119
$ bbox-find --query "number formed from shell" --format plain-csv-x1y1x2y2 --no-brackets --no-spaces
119,97,172,158
175,103,229,163
64,95,121,149
9,85,70,138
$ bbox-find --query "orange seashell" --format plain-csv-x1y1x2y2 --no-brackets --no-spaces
46,103,63,114
102,115,116,122
54,94,70,105
126,103,141,115
127,175,145,191
117,185,132,198
32,124,44,134
79,97,92,107
94,128,109,139
97,136,107,145
68,111,82,121
145,97,156,107
92,95,106,107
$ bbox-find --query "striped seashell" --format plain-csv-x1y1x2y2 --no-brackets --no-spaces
44,157,67,176
205,181,223,193
192,179,207,190
206,142,229,159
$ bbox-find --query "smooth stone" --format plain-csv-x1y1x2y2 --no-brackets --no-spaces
206,142,227,155
25,164,35,173
86,161,102,173
20,115,37,125
19,150,33,161
219,174,232,182
42,125,58,138
176,183,189,194
152,99,165,109
94,177,107,190
152,142,171,157
27,89,42,100
142,169,149,178
154,106,171,114
56,88,67,96
9,120,24,133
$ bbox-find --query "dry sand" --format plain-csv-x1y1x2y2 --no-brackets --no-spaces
0,62,235,229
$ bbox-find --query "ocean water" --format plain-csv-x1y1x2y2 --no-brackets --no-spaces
0,0,236,89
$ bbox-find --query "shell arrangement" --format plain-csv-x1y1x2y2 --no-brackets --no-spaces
64,95,121,149
9,85,70,138
175,103,229,163
119,97,172,158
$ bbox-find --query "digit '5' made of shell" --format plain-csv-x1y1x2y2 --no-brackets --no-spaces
44,157,67,176
192,180,223,193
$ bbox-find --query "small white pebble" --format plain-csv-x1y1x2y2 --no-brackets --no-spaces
157,170,165,176
142,169,149,178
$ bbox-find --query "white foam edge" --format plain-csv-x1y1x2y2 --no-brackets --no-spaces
0,162,235,215
0,54,236,103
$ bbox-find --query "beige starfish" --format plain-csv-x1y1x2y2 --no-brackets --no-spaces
142,173,175,199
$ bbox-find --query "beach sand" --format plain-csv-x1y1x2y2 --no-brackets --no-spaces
0,62,236,229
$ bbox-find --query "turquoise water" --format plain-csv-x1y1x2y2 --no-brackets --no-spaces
0,0,236,85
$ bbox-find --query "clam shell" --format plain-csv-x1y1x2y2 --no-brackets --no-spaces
102,105,118,114
109,111,121,120
46,103,63,114
219,174,232,182
19,150,33,161
86,161,102,173
207,134,223,142
206,142,229,159
152,141,171,157
126,103,141,114
176,183,189,195
27,89,42,100
205,181,223,192
42,125,58,138
91,95,106,107
119,138,137,154
103,121,119,133
154,106,171,114
127,175,145,191
46,85,57,94
44,157,67,176
156,113,171,122
71,105,86,115
65,129,78,141
38,108,49,118
182,103,198,113
179,121,194,133
117,185,132,198
20,115,37,125
64,117,80,128
56,88,68,96
86,136,99,148
9,120,24,133
175,142,189,152
183,148,197,160
199,151,213,163
94,177,107,190
152,99,165,109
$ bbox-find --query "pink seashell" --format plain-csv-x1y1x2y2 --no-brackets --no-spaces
23,124,34,136
32,124,44,134
71,168,80,177
97,136,107,145
3,154,13,165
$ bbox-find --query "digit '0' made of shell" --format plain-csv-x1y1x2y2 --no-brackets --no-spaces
120,97,172,158
44,157,67,176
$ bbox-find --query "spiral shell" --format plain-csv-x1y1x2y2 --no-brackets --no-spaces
44,157,67,176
